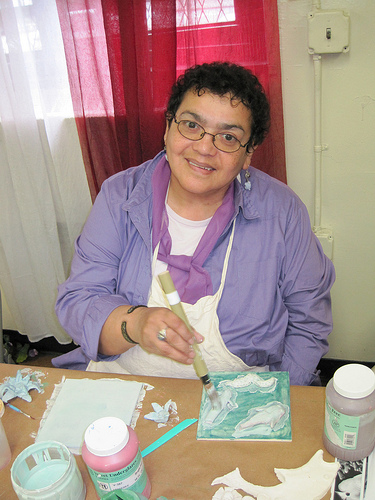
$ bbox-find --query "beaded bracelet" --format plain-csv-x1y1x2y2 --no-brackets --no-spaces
120,305,147,344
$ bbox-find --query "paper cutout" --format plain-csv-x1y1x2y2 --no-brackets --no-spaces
212,449,340,500
201,387,238,429
141,418,197,458
233,401,290,438
0,369,43,402
197,372,291,441
212,487,247,499
144,399,177,424
218,372,278,393
36,378,145,454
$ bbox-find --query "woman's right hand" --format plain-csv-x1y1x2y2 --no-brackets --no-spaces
99,305,204,365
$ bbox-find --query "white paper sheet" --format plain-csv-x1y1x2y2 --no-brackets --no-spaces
364,447,375,500
330,446,375,500
35,378,145,454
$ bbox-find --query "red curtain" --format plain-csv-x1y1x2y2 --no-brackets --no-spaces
57,0,286,200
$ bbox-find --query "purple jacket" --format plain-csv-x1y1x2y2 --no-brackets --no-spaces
54,151,335,385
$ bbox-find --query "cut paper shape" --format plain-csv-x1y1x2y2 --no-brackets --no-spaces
233,401,289,438
0,369,43,402
141,419,197,458
201,387,238,429
218,372,278,393
211,449,340,500
36,378,145,454
197,372,291,442
212,487,245,499
144,399,177,424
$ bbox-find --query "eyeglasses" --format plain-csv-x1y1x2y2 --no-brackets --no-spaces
173,117,249,153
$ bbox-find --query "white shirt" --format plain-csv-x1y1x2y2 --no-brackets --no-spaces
154,204,212,276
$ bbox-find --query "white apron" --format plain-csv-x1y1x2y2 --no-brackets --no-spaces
87,220,268,377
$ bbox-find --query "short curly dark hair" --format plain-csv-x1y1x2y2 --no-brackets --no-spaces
166,62,270,151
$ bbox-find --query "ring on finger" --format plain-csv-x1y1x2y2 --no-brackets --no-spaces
157,328,167,342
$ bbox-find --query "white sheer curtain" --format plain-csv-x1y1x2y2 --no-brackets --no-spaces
0,0,92,344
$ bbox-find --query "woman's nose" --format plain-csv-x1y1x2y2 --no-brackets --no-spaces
192,132,217,155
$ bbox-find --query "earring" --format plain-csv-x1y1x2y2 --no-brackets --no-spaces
244,170,251,191
164,144,168,162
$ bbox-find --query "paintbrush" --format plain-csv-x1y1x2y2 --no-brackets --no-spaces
6,402,36,419
158,270,221,410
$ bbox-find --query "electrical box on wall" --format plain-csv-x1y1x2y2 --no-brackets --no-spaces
308,10,350,54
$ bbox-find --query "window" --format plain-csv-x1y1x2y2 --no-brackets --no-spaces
0,0,74,118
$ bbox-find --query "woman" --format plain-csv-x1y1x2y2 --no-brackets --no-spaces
54,62,335,385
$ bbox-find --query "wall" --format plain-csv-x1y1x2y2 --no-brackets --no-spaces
278,0,375,361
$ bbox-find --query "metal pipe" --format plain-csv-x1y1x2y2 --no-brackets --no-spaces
313,54,322,231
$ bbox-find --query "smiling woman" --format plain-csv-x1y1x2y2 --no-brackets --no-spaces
53,62,335,387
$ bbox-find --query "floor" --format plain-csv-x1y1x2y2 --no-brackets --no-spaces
3,329,73,369
20,351,57,368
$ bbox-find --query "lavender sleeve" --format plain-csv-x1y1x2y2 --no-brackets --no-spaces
269,202,335,385
55,184,127,363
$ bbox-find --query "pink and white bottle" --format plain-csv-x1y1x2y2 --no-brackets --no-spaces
82,417,151,499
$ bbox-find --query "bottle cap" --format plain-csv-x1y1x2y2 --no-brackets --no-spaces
84,417,129,456
333,364,375,399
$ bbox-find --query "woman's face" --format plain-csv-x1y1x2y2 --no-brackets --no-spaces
164,89,254,206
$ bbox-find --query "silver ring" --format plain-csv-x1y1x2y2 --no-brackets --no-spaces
157,328,167,342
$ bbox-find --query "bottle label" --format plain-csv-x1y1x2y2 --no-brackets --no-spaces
87,449,148,497
324,401,360,449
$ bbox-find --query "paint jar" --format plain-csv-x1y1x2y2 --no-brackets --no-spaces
323,363,375,461
0,400,11,470
82,416,151,499
10,440,86,499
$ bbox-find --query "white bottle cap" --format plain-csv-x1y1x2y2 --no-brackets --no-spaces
333,364,375,399
84,417,129,456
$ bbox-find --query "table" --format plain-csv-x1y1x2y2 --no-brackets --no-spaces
0,363,334,500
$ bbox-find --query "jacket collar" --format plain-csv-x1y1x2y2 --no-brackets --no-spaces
234,169,260,221
121,152,260,237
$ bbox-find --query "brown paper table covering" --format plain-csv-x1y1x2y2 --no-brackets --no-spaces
0,363,334,500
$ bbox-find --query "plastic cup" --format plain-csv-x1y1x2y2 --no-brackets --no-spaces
11,440,86,500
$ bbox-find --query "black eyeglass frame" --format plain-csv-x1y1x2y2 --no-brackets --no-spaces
173,116,250,153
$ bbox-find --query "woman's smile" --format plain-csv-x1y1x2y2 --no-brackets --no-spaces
187,158,216,173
